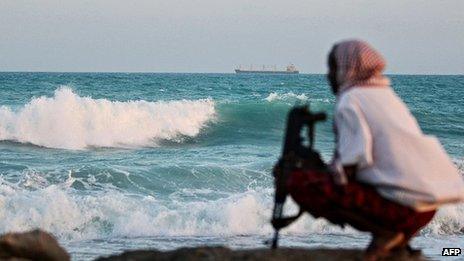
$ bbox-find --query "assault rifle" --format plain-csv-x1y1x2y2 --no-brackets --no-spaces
270,105,327,249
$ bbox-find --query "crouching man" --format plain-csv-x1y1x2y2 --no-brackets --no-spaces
286,39,464,260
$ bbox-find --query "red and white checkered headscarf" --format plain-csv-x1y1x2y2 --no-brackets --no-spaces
333,39,390,92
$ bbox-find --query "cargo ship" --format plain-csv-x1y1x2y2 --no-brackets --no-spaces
235,64,299,74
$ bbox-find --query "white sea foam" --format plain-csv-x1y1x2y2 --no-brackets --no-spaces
0,174,349,240
0,87,215,150
425,159,464,235
2,169,464,242
265,92,308,102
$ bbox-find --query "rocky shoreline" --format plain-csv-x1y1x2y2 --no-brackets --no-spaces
0,230,426,261
96,246,425,261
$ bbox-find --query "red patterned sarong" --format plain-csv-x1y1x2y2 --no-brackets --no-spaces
287,170,435,237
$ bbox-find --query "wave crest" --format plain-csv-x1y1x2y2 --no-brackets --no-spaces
0,173,348,240
2,168,464,241
264,92,308,102
0,87,215,149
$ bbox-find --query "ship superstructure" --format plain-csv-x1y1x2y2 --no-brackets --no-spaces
235,64,299,74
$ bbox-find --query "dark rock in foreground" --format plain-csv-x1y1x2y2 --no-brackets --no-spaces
96,246,426,261
0,230,426,261
0,229,70,261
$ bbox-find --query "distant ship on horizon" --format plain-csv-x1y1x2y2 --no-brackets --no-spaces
235,64,299,74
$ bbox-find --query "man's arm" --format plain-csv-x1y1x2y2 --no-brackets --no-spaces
335,100,373,178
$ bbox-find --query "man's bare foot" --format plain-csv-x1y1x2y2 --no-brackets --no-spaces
391,232,422,257
364,232,405,261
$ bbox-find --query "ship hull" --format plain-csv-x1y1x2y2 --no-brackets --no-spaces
235,69,299,74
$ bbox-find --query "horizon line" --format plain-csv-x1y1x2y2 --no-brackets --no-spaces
0,70,462,76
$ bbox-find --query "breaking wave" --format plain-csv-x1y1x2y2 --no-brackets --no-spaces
0,172,356,240
412,159,464,235
265,92,309,102
1,165,463,241
0,87,216,150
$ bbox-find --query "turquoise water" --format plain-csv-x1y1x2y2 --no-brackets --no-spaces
0,73,463,260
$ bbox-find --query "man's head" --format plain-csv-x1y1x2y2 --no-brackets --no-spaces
327,40,389,95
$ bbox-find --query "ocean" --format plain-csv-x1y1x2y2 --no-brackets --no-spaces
0,72,463,260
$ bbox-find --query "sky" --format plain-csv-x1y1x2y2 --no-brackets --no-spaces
0,0,463,74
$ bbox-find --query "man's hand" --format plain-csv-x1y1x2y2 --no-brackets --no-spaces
329,160,357,185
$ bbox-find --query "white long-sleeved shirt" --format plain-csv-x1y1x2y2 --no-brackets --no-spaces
335,87,464,211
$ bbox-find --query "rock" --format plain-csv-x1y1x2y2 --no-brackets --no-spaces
96,246,426,261
0,230,426,261
0,230,69,261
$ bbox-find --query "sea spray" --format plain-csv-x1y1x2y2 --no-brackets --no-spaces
2,167,464,241
265,92,308,102
0,173,355,240
264,92,332,106
0,87,216,149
